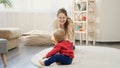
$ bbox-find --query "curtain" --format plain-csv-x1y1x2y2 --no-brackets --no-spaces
0,0,73,33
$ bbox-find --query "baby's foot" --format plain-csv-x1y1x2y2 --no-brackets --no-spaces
39,60,45,67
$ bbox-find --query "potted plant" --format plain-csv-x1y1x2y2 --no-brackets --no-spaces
0,0,12,7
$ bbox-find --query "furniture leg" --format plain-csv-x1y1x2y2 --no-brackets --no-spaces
86,33,88,45
1,53,7,67
80,33,82,45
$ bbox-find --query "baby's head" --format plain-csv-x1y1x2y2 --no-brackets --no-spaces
53,28,66,42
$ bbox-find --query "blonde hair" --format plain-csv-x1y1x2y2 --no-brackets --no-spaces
52,19,74,42
54,28,66,42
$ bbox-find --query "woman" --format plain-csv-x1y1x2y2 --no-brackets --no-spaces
52,8,75,49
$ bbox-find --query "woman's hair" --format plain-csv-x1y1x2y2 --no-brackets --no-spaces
54,8,74,41
57,8,69,34
54,28,66,42
57,8,68,17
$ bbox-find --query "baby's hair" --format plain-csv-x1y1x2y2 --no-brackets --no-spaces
54,28,66,42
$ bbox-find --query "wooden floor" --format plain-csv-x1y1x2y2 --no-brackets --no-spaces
0,41,120,68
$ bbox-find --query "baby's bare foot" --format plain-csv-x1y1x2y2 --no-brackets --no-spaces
39,60,45,67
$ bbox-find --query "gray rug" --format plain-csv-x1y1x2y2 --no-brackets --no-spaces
31,46,120,68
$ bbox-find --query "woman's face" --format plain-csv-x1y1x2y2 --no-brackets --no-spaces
57,13,67,25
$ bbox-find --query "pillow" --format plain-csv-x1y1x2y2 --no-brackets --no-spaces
21,30,52,46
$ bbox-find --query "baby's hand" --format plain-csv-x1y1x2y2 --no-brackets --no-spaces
51,37,56,43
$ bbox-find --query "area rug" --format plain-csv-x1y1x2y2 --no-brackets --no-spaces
31,46,120,68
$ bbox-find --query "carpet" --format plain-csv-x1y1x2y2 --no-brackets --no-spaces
31,46,120,68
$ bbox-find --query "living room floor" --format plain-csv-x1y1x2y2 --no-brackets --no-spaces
0,41,120,68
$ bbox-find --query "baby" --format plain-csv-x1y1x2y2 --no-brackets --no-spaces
39,28,74,66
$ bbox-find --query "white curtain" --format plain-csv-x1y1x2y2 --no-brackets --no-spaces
0,0,73,33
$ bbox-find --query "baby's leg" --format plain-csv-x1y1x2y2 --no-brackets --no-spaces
44,54,72,66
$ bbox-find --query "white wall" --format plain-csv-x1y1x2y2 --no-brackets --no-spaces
96,0,120,42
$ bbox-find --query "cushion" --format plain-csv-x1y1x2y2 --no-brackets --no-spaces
0,28,20,39
21,30,52,46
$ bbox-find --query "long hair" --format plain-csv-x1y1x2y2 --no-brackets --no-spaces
55,8,74,41
57,8,69,35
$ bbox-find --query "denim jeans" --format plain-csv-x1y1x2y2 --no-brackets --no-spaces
44,54,72,66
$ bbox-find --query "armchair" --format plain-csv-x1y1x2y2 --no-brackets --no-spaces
0,38,8,67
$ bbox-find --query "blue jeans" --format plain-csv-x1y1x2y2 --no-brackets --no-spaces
44,54,72,66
